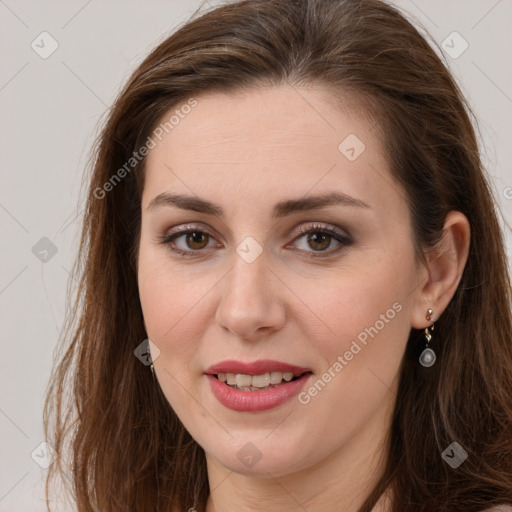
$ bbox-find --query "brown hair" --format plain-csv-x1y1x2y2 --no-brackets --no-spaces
43,0,512,510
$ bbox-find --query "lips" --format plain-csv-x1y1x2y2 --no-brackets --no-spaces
205,359,313,412
204,359,311,376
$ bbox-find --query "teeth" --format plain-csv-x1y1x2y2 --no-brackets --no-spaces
217,371,301,389
270,371,283,384
235,374,252,387
251,373,270,387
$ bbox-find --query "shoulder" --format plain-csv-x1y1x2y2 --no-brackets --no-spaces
481,506,512,512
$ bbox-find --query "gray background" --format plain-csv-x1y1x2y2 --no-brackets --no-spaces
0,1,511,510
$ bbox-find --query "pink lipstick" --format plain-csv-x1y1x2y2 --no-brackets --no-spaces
205,359,312,412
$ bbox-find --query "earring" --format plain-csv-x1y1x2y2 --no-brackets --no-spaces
419,308,436,367
150,363,155,378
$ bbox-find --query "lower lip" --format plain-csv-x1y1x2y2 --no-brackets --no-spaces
206,373,312,412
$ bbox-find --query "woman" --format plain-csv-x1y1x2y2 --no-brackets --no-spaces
43,0,512,511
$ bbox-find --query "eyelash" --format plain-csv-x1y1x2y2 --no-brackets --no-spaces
157,223,353,259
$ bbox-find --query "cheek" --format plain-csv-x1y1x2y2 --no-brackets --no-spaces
292,262,412,438
297,249,413,374
137,253,211,413
138,249,205,362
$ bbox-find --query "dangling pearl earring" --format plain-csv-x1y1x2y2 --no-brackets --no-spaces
419,308,436,367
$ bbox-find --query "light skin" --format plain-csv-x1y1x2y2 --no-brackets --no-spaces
137,85,470,512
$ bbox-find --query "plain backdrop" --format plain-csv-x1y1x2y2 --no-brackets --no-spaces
1,1,511,510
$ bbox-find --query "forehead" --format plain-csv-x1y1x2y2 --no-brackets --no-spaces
148,85,376,156
142,85,400,218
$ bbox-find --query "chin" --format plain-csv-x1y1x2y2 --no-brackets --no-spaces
202,433,313,478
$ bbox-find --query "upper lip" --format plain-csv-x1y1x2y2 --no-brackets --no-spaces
205,359,311,376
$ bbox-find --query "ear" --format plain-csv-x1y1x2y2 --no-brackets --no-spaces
411,211,471,329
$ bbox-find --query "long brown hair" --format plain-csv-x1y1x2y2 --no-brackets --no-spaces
43,0,512,510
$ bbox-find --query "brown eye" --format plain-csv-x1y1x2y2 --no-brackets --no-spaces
159,223,352,259
159,227,219,256
290,224,353,258
185,231,210,250
306,232,332,251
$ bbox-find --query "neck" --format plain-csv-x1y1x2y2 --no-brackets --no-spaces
204,395,395,512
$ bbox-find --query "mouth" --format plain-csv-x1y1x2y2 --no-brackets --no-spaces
205,360,313,412
213,370,310,391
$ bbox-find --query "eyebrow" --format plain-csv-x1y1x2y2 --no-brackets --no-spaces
146,191,371,217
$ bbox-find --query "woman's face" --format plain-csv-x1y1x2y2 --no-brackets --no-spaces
137,85,427,478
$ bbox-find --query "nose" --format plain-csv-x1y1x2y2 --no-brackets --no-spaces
215,248,286,341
